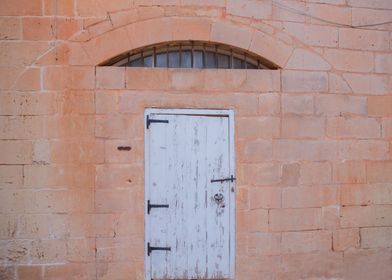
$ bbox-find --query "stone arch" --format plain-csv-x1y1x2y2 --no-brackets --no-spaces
71,16,295,68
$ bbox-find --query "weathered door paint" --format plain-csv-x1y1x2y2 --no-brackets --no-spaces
145,109,235,280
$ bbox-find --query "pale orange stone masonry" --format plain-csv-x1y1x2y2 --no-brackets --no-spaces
96,67,125,89
0,165,23,187
0,92,57,115
238,209,269,232
247,232,280,256
333,161,366,184
227,0,272,20
0,41,50,66
272,0,306,23
299,162,332,185
0,141,33,164
344,248,392,280
281,230,332,253
343,73,392,95
366,161,392,183
282,70,328,93
382,119,392,138
315,94,367,116
237,117,280,139
282,116,325,139
1,1,392,279
0,0,42,16
270,208,322,231
329,73,351,94
326,117,381,139
282,22,338,47
361,227,392,249
332,228,360,251
104,139,144,164
241,140,273,162
348,0,392,9
258,93,280,115
43,0,75,16
307,3,351,26
324,49,374,73
249,187,281,209
13,67,41,91
248,31,293,67
0,17,21,40
341,184,392,206
279,252,343,279
375,53,392,74
96,164,143,188
338,28,390,51
240,163,281,186
273,140,338,161
341,205,392,227
286,49,331,70
368,96,392,117
282,186,339,208
282,94,314,115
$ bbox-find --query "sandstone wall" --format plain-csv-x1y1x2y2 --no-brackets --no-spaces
0,0,392,279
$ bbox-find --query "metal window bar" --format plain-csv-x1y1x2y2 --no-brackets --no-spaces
191,41,194,68
230,49,233,69
244,53,247,69
153,47,156,68
214,45,218,68
202,43,206,68
166,45,169,67
179,44,182,67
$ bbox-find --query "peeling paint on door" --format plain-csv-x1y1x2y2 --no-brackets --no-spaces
145,109,235,280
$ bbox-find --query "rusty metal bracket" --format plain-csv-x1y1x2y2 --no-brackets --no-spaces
147,242,171,256
146,115,169,129
147,200,169,214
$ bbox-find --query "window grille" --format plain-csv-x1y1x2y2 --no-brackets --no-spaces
101,41,278,69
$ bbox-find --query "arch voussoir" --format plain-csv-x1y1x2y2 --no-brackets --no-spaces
73,16,296,67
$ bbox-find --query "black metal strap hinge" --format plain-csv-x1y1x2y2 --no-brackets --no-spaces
211,175,236,183
147,200,169,214
146,115,169,129
147,242,171,256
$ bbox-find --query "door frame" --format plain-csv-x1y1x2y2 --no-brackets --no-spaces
144,108,236,280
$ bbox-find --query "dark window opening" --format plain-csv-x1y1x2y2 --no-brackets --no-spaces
101,41,279,70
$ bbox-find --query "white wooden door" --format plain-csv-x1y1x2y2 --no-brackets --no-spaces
145,109,235,280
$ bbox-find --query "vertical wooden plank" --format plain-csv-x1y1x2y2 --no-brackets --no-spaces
228,110,236,279
166,115,211,279
171,114,188,278
161,114,177,278
185,116,208,278
165,114,177,278
144,111,151,280
206,116,231,278
149,113,171,278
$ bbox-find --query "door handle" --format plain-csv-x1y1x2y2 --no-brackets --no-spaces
211,175,236,183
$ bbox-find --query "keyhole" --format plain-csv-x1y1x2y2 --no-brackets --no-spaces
214,193,223,203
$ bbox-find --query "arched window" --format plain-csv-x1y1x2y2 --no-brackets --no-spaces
101,41,278,69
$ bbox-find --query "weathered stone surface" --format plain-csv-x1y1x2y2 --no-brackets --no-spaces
1,2,392,279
